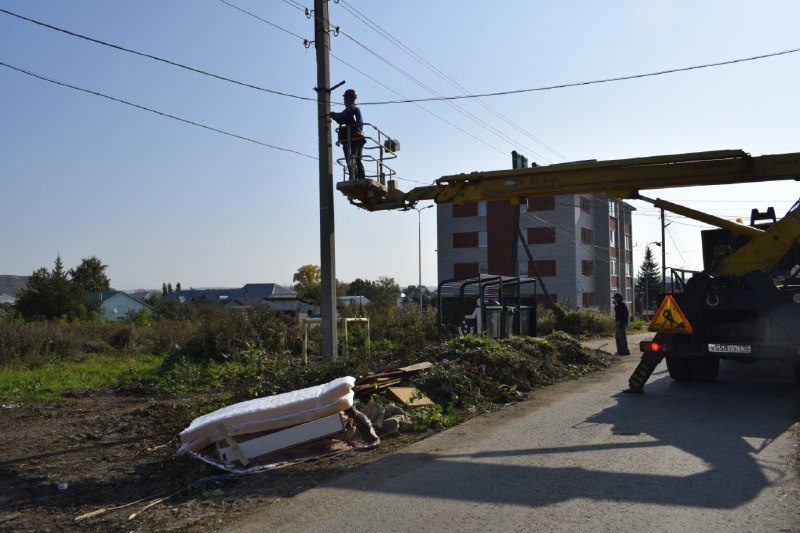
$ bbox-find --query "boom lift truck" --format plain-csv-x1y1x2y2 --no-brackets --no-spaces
337,149,800,390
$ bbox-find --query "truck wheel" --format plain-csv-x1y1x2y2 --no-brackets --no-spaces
666,357,692,382
690,357,720,383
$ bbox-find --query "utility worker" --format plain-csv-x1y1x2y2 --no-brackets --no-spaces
613,292,630,355
330,88,366,180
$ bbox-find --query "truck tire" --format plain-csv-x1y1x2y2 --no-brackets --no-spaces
666,357,692,382
690,357,720,383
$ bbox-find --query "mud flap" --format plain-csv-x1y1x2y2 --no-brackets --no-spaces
627,351,665,392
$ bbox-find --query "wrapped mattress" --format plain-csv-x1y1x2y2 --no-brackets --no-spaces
178,376,355,454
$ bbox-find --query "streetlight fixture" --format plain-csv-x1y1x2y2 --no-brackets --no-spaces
413,204,434,309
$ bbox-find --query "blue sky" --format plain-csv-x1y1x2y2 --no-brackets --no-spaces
2,1,798,291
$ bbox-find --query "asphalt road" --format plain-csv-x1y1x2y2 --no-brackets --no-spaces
226,333,800,532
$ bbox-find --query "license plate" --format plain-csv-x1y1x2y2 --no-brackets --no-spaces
707,343,752,354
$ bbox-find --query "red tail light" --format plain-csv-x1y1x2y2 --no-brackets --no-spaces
640,341,672,353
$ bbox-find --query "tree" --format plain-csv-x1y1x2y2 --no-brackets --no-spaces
16,255,85,320
635,246,662,313
369,276,400,309
176,282,182,291
69,256,110,293
293,264,321,301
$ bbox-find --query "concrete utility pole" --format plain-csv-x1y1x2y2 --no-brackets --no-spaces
661,208,666,293
314,0,337,360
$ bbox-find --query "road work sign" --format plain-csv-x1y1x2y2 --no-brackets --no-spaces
649,295,693,334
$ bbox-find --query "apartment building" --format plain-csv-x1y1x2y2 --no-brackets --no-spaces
436,194,635,312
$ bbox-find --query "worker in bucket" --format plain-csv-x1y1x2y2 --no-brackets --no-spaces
330,88,366,180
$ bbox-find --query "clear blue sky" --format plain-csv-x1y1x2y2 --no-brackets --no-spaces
2,1,798,291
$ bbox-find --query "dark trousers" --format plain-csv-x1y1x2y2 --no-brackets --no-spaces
615,322,629,354
343,138,366,180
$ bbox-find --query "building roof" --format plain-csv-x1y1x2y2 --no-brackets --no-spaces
86,291,153,309
164,283,299,305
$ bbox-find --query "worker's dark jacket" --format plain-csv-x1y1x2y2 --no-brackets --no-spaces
331,105,363,143
614,300,629,325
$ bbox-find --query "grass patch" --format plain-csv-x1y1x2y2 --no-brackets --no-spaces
0,354,164,403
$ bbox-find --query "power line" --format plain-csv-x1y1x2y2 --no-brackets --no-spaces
217,0,307,41
338,30,524,158
0,61,317,160
0,7,316,102
329,50,510,157
279,0,307,12
336,0,568,163
360,46,800,105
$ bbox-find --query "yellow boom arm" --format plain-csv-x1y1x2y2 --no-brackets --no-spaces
338,149,800,211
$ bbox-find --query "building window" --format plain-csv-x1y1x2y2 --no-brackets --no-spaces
581,260,594,276
479,231,487,247
453,263,479,277
581,227,593,244
626,288,633,302
529,259,556,277
580,197,591,213
453,203,478,218
527,227,556,244
609,200,618,218
624,234,632,251
582,292,595,307
528,196,555,211
610,229,617,247
453,231,479,248
610,259,618,276
625,262,632,277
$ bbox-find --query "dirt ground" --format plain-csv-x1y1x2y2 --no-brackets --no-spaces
0,389,431,532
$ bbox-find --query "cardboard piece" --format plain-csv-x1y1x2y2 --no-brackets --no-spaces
385,387,434,407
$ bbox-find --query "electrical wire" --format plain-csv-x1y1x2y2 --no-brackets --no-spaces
279,0,307,12
329,50,510,157
338,31,524,158
359,46,800,105
217,0,307,41
335,0,567,163
0,7,316,102
0,61,317,160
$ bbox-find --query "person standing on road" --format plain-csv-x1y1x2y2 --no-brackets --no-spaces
330,88,366,180
613,292,630,355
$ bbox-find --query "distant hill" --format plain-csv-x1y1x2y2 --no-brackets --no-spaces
0,275,29,297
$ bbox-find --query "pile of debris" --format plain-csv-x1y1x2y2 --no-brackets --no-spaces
177,376,379,473
178,363,437,473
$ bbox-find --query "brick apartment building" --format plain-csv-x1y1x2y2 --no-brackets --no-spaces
436,194,635,312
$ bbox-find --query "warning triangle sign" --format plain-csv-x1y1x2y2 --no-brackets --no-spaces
649,295,693,334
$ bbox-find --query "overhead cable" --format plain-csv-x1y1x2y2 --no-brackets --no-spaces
0,7,316,102
359,47,800,105
330,50,510,157
0,61,317,160
339,30,550,162
217,0,307,41
337,0,568,162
